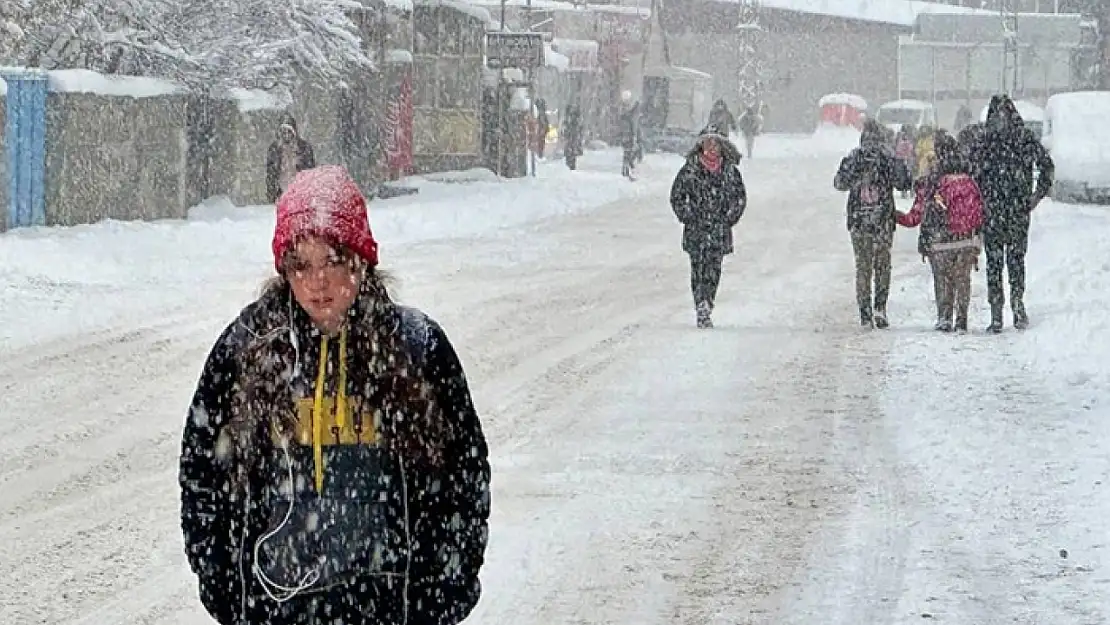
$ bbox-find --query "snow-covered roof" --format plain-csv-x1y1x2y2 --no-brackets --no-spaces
879,99,933,110
544,43,570,71
226,87,293,113
672,66,712,80
466,0,649,17
388,48,414,64
819,93,867,110
47,69,184,98
414,0,494,23
755,0,997,28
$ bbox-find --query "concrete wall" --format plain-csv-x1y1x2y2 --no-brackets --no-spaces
44,92,191,225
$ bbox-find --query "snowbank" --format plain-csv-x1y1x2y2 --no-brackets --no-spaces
226,87,293,113
0,149,675,350
46,69,183,98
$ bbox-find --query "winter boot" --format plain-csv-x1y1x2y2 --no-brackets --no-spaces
935,318,953,332
859,306,874,328
696,301,713,329
873,307,889,329
986,305,1004,334
1013,299,1030,330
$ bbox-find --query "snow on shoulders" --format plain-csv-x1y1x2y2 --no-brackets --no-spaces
819,93,867,110
46,69,184,98
227,87,293,113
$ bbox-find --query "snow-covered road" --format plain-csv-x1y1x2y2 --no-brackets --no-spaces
2,139,1107,624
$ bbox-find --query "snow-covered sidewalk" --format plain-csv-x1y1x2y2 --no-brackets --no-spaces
0,149,672,351
775,200,1110,624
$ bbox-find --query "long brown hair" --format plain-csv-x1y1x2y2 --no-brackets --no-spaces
223,265,446,488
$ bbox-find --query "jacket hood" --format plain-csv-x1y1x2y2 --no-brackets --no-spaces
986,95,1023,130
688,127,742,164
860,119,886,146
277,113,299,138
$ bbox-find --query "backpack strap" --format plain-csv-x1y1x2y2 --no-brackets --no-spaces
397,305,430,368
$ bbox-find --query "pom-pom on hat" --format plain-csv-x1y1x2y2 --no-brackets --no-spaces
271,165,379,271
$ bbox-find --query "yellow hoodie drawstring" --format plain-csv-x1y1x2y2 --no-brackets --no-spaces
310,327,349,493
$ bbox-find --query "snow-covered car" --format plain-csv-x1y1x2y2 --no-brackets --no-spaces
875,99,936,134
979,99,1044,139
1042,91,1110,204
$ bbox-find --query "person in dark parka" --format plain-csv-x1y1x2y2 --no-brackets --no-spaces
266,114,317,203
562,103,583,170
834,118,913,328
670,126,747,329
967,94,1054,332
179,165,490,625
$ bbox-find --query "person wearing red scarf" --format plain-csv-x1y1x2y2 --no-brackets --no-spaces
669,126,748,328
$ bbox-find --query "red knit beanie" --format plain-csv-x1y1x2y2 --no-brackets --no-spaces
272,165,379,271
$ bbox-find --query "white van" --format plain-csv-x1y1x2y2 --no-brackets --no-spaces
875,99,937,133
1042,91,1110,203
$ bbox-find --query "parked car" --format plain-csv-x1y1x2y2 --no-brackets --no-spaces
1042,91,1110,204
875,99,936,134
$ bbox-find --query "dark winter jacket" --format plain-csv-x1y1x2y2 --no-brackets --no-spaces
563,105,583,157
619,103,642,151
968,95,1053,229
834,123,912,234
266,114,317,203
738,107,762,137
708,100,737,137
179,278,489,625
670,135,747,255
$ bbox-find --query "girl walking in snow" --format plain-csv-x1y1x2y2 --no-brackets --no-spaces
896,131,986,333
179,165,490,625
834,119,913,329
670,127,747,328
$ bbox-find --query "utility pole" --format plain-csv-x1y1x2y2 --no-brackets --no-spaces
735,0,762,111
1000,0,1020,95
1100,0,1110,89
526,0,536,176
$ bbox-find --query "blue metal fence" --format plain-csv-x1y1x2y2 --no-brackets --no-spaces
2,69,48,230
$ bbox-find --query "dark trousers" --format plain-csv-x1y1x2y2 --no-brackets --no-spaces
850,228,893,313
984,222,1029,309
689,251,724,307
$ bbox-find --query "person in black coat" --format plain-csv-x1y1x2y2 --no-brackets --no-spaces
179,165,490,625
669,126,747,328
562,103,583,170
966,94,1054,332
266,114,317,203
834,118,913,328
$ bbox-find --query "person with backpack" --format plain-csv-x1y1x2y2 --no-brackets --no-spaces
895,131,986,333
834,119,914,329
670,126,747,329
